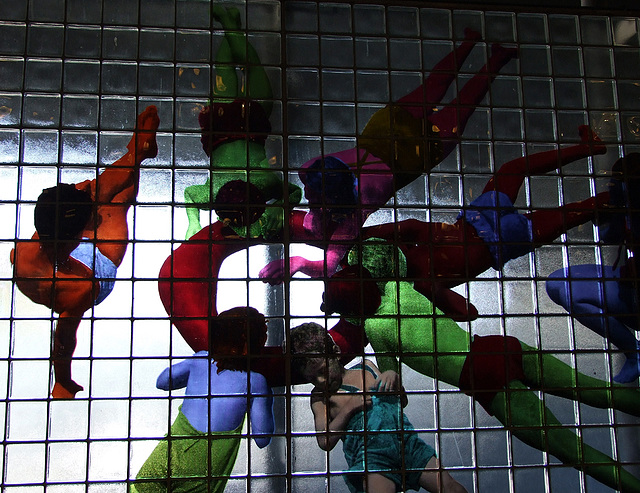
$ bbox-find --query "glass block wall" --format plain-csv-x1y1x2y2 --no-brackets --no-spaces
1,1,640,492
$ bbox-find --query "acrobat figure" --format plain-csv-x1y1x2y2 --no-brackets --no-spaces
357,126,609,321
546,153,640,383
259,33,518,283
10,106,159,399
290,323,467,493
184,5,301,240
132,307,275,493
320,242,640,493
157,220,366,387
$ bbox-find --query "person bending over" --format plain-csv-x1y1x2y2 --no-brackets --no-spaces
259,33,518,283
10,105,159,398
184,5,301,240
546,153,640,383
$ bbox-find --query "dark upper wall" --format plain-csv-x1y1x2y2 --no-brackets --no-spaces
398,0,637,12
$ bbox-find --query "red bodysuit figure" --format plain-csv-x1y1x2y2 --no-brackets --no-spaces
157,219,364,387
360,126,609,321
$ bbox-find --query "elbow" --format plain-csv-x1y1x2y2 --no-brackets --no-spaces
155,373,171,391
156,380,170,391
317,437,334,452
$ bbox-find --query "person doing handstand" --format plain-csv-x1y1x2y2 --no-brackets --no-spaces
290,323,467,493
184,5,301,240
10,105,159,399
133,306,275,493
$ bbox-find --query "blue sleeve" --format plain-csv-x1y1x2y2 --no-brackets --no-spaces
156,358,193,391
249,372,275,448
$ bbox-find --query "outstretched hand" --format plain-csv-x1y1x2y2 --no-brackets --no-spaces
259,256,307,285
259,259,287,285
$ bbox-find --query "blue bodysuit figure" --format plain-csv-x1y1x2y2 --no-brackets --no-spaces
133,307,275,492
547,153,640,383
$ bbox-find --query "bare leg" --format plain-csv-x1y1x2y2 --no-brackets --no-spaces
90,107,159,264
213,5,273,114
93,105,159,205
362,473,396,493
419,457,468,493
483,125,606,202
520,344,640,416
51,316,83,399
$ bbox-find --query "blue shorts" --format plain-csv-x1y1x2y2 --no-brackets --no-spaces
68,241,117,305
458,191,533,270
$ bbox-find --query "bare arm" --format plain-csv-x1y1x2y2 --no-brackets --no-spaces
51,313,85,398
249,372,275,448
374,365,409,409
156,359,192,391
310,391,371,452
259,243,349,284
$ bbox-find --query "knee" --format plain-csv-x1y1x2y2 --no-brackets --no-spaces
441,471,468,493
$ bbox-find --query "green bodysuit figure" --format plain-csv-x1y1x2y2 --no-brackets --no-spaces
184,6,301,239
321,241,640,493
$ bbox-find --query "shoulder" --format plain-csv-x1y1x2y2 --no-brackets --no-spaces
248,370,269,391
363,359,380,375
310,388,326,409
12,241,45,269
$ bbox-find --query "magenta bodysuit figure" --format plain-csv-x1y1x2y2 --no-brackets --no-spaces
260,33,518,282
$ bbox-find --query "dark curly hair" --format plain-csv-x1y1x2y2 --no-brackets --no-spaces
321,265,382,318
209,306,268,373
289,322,342,383
213,180,267,227
34,184,93,240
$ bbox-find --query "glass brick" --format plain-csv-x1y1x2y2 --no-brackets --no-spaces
0,22,27,55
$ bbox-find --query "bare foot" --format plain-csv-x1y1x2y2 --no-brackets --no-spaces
464,27,482,42
578,125,607,155
213,5,242,30
52,380,84,399
128,105,159,159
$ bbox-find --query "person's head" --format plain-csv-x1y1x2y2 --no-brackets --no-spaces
34,184,93,241
289,322,344,391
321,265,382,318
300,156,358,211
198,101,271,157
214,180,266,228
611,153,640,180
347,239,407,290
209,306,268,373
